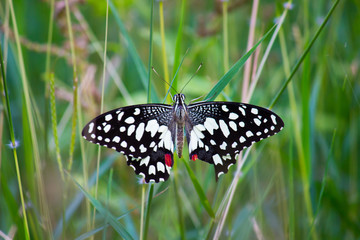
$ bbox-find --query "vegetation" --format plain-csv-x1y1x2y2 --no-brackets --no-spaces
0,0,359,239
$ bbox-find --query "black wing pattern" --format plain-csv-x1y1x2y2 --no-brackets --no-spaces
82,104,175,183
186,102,284,180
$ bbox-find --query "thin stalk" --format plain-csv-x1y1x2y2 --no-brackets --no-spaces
147,0,154,103
49,73,65,181
159,0,170,99
269,0,340,108
246,2,291,103
171,0,186,92
0,42,30,240
143,184,154,240
140,184,146,240
278,24,298,240
46,0,64,182
7,0,53,236
307,130,336,239
241,0,258,101
222,0,229,72
64,0,79,173
72,7,133,104
173,173,186,240
93,0,109,232
138,2,157,239
77,90,92,234
142,1,154,239
213,4,291,238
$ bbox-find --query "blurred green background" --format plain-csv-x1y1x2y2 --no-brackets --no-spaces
0,0,359,239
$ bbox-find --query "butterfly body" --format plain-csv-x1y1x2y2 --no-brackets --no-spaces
82,93,284,183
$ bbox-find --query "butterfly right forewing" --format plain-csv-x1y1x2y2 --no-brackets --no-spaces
186,101,284,179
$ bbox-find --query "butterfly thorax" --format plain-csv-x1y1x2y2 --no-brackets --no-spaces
172,94,188,158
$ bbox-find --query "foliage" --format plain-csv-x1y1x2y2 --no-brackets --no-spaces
0,0,359,239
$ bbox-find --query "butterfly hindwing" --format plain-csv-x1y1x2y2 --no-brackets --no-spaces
186,102,284,179
82,104,175,182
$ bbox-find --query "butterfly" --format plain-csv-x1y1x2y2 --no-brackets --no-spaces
82,93,284,183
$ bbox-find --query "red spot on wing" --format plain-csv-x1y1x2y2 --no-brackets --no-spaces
191,154,198,161
165,154,173,167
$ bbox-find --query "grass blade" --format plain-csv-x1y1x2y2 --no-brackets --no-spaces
0,42,30,240
69,173,135,240
205,24,276,101
182,158,215,218
108,0,159,102
269,0,340,108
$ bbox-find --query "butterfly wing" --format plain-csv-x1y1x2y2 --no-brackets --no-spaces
82,104,175,183
186,102,284,180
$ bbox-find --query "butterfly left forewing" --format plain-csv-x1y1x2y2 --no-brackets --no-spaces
187,102,284,179
82,104,175,182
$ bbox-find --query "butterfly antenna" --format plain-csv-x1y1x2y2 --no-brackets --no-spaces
152,67,178,102
180,63,203,93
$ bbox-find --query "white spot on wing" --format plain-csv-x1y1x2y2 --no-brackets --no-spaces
229,121,237,131
140,156,150,166
240,136,246,143
220,141,227,150
112,136,120,143
104,124,111,133
121,141,127,148
105,114,112,121
204,118,219,135
239,121,245,127
127,125,135,136
130,146,135,152
157,162,165,173
246,130,254,137
159,130,172,152
193,125,205,139
232,142,238,148
149,165,156,175
145,119,159,137
271,114,277,125
238,107,246,116
195,124,206,131
88,123,94,133
212,154,223,165
158,125,168,133
254,118,261,126
189,130,198,153
210,139,216,145
125,116,135,124
219,120,230,137
222,105,229,112
229,112,239,120
117,111,124,121
251,108,258,115
140,144,147,153
135,122,145,141
134,108,140,115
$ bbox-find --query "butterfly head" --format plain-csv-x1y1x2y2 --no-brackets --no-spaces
173,93,186,103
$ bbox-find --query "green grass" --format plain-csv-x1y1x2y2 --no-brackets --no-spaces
1,0,359,239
